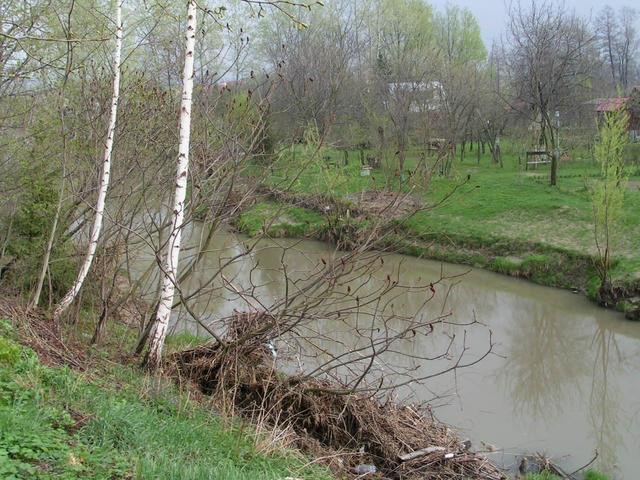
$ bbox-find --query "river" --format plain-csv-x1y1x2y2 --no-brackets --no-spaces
132,227,640,478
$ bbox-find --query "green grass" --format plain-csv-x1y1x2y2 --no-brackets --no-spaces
264,142,640,260
237,201,326,237
584,469,612,480
165,331,210,352
491,256,523,274
244,140,640,302
524,470,611,480
0,320,331,480
524,473,562,480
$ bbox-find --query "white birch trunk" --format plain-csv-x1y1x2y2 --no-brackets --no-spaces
53,1,123,321
144,0,197,369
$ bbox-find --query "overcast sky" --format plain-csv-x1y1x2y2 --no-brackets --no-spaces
428,0,638,48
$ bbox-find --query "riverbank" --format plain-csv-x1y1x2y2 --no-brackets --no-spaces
0,295,620,479
0,302,333,480
234,197,640,318
0,299,513,480
235,146,640,319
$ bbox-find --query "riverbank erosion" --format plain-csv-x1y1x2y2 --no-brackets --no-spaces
0,298,506,479
232,188,640,320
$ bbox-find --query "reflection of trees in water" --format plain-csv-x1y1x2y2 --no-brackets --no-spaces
588,328,623,476
498,302,590,420
500,307,634,475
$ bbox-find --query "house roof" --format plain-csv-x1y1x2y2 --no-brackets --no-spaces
595,97,629,112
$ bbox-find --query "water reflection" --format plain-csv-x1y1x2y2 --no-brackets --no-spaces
588,328,623,476
130,230,640,478
498,305,588,419
489,295,640,476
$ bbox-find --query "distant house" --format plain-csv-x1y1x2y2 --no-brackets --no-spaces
594,87,640,142
386,81,445,113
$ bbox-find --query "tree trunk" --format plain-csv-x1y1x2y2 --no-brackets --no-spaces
540,106,558,187
398,148,406,177
550,150,558,186
53,1,123,321
377,125,385,164
143,0,197,370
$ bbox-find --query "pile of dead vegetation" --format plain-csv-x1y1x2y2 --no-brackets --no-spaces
258,185,362,216
259,185,424,222
171,312,504,480
0,296,86,369
345,190,424,220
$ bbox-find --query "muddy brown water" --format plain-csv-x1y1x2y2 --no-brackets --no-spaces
132,228,640,478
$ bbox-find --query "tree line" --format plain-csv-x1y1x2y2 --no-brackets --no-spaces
0,0,638,370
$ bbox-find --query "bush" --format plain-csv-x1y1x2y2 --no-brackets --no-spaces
585,469,612,480
2,166,75,301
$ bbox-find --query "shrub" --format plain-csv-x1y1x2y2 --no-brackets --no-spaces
2,166,75,301
585,469,612,480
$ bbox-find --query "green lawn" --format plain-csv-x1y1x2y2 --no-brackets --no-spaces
244,141,640,285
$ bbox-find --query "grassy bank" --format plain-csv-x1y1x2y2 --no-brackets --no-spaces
0,292,617,480
0,307,508,480
0,319,330,480
236,142,640,316
525,473,610,480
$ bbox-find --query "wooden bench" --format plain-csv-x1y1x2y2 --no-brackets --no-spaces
525,150,551,170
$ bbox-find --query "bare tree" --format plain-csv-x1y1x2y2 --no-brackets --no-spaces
477,43,509,166
616,7,639,91
259,0,359,140
595,6,639,92
596,6,620,91
506,0,593,186
369,0,437,176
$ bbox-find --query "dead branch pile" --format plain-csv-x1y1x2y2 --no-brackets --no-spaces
345,190,424,220
171,312,504,480
0,296,85,369
258,185,363,216
260,186,423,222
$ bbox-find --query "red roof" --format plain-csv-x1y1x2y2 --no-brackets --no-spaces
596,97,629,112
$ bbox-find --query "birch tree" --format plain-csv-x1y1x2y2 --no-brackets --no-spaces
143,0,197,370
52,1,124,320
